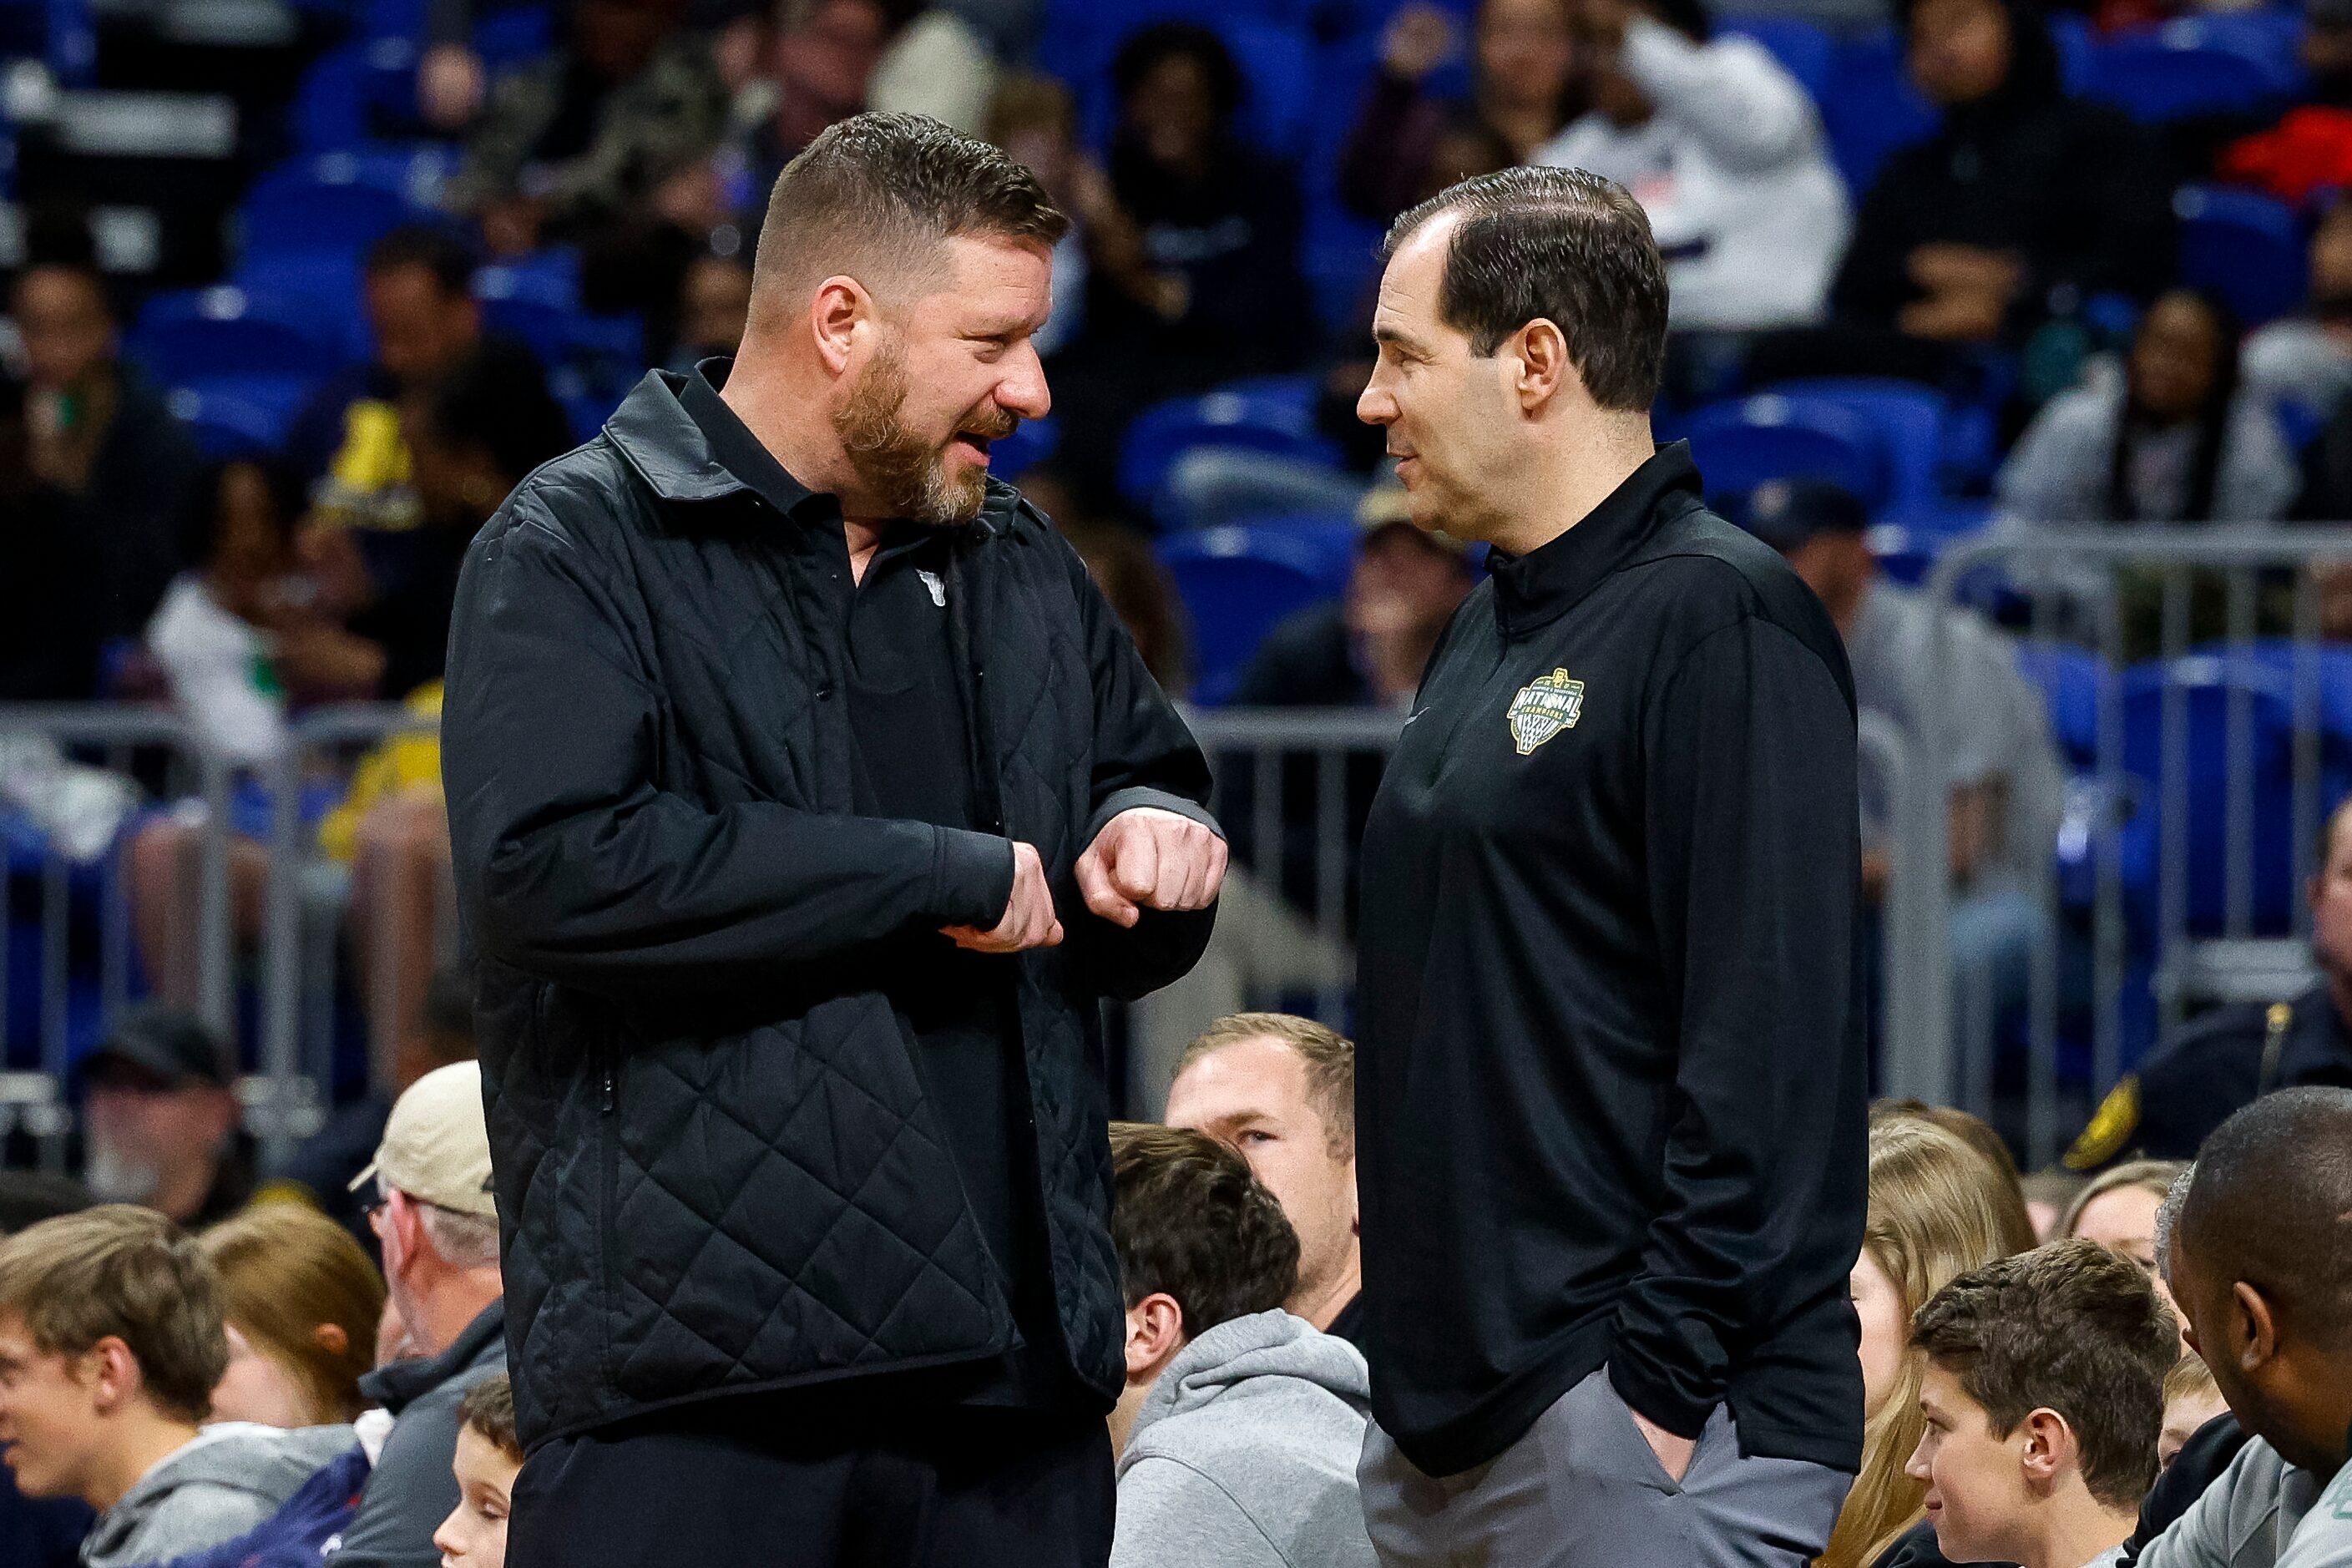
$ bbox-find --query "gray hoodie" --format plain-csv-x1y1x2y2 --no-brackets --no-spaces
2135,1436,2352,1567
81,1422,355,1568
1111,1310,1377,1568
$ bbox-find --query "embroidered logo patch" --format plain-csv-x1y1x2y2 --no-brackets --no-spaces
1507,669,1586,755
917,569,947,608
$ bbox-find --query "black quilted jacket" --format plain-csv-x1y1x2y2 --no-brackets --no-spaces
441,372,1220,1449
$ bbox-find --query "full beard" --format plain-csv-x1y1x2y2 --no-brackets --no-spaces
832,344,1019,525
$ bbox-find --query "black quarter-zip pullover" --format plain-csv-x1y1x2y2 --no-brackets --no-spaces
1355,443,1869,1478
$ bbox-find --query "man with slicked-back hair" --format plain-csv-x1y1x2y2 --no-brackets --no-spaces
443,112,1227,1567
1351,165,1866,1565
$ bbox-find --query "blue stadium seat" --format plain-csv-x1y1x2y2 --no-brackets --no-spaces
241,175,417,258
2115,654,2317,936
1720,18,1834,105
991,414,1060,482
1158,521,1355,704
2174,185,2307,328
1750,377,1949,510
2084,32,2284,122
2014,641,2107,770
1120,376,1343,509
161,373,318,449
165,387,288,458
1821,31,1940,196
292,38,420,150
475,248,581,311
473,3,550,67
233,250,370,359
130,287,351,385
1681,393,1889,511
478,296,640,369
2196,639,2352,745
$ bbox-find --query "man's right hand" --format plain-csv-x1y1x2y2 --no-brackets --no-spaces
943,842,1064,953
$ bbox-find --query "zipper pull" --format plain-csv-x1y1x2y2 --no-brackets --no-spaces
601,1066,615,1113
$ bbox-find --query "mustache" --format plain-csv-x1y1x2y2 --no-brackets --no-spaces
958,403,1020,443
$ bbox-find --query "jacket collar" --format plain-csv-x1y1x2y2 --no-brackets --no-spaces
603,359,1013,541
1487,442,1701,640
359,1299,505,1414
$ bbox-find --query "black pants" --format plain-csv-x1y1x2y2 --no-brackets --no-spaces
505,1394,1115,1568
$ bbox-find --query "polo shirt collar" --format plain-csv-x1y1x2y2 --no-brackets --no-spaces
1487,442,1701,639
604,358,831,518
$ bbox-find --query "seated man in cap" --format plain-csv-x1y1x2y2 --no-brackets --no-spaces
330,1061,506,1568
1746,478,2067,1035
77,1007,255,1228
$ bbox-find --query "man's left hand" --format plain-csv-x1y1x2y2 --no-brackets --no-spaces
1628,1404,1697,1485
1075,809,1227,928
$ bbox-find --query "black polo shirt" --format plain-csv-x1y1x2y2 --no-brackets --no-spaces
1354,443,1869,1477
679,364,1072,1409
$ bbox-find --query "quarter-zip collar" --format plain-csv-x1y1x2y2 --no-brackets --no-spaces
1488,442,1702,640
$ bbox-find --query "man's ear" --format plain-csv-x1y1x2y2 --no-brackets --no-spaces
807,276,872,377
83,1337,143,1417
2233,1280,2279,1374
2017,1406,2076,1490
1510,317,1572,414
1123,1293,1186,1383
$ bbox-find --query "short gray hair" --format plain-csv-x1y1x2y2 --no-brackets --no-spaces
2154,1163,2195,1287
417,1202,501,1272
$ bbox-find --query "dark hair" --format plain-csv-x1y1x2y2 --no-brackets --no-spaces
1650,0,1711,41
2110,288,2242,524
422,341,573,485
1383,166,1669,411
1899,0,2064,107
0,1173,89,1237
1110,1123,1298,1338
752,112,1068,298
180,457,306,568
364,224,478,296
1111,21,1244,128
1911,1239,2178,1510
458,1372,522,1462
2175,1086,2352,1351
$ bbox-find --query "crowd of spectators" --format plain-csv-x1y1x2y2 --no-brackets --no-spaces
0,1004,2346,1568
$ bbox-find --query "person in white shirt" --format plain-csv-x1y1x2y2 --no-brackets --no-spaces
1535,0,1849,331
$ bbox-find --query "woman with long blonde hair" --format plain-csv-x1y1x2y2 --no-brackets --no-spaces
1818,1117,2039,1568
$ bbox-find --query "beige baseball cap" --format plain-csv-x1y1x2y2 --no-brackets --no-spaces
349,1060,497,1219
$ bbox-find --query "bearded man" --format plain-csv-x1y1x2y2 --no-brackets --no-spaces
441,112,1227,1568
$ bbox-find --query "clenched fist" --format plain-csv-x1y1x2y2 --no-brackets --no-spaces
943,841,1064,953
1075,809,1227,929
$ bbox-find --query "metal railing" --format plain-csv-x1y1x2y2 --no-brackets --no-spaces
1913,524,2352,1166
0,704,230,1168
0,698,1940,1166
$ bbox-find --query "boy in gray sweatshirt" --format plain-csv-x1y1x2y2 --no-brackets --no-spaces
2130,1089,2352,1568
1107,1125,1376,1568
0,1206,348,1567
